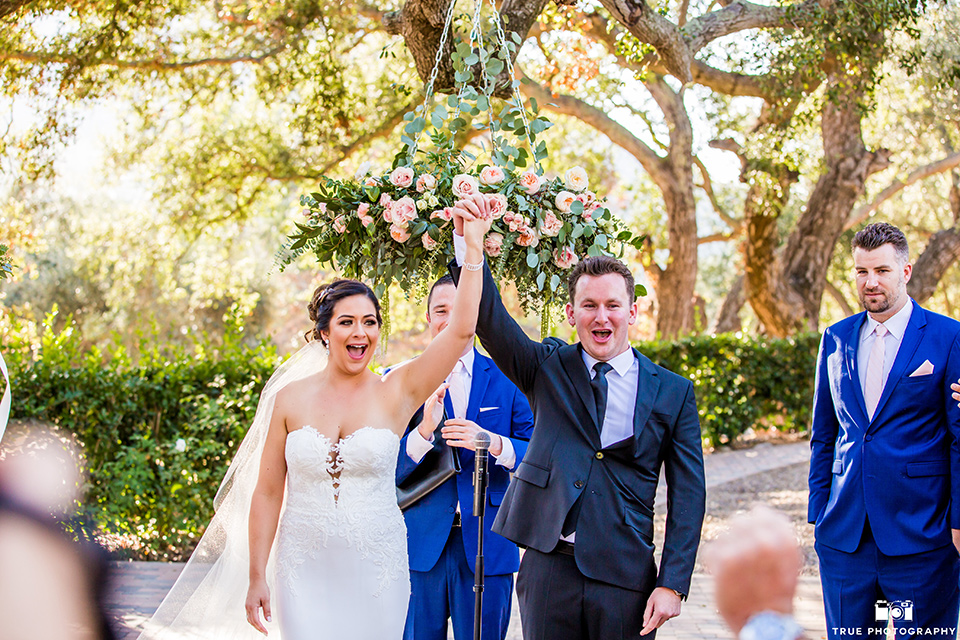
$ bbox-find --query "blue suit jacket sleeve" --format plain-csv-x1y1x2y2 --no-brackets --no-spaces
947,331,960,529
808,332,839,524
396,406,428,484
502,381,534,467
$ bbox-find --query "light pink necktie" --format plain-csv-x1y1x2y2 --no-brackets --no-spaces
864,324,887,420
448,359,467,419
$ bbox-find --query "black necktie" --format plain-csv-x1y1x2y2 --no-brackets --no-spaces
591,362,613,431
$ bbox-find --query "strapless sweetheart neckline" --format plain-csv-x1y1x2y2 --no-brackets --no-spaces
287,424,400,445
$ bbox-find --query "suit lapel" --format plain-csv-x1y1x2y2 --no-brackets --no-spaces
632,350,659,444
466,350,490,422
559,344,603,446
870,302,926,427
843,313,870,430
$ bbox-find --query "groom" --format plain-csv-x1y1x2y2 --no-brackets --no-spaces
448,197,706,639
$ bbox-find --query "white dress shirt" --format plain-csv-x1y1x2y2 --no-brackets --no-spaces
857,298,913,397
581,348,640,448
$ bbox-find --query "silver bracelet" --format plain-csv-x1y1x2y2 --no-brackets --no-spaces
463,260,483,272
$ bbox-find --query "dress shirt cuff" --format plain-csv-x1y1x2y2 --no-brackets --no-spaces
492,435,516,469
405,428,434,463
453,232,466,266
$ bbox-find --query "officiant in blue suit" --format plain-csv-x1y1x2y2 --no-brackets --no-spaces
809,222,960,639
396,275,534,640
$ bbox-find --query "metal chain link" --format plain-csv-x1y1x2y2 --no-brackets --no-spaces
411,0,540,174
410,0,461,157
487,0,541,174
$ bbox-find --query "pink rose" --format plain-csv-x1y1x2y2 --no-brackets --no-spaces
519,171,543,195
389,167,415,189
452,174,480,198
540,211,563,237
431,208,452,222
390,223,411,243
564,166,589,192
503,211,527,233
483,232,504,257
487,193,508,219
421,232,438,250
364,176,380,187
333,215,347,234
555,191,576,213
516,226,539,247
392,196,417,223
479,165,506,186
554,246,579,269
379,193,393,207
416,174,437,193
357,203,374,227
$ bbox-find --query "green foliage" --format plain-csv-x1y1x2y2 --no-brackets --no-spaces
7,311,281,560
640,333,821,448
0,243,13,279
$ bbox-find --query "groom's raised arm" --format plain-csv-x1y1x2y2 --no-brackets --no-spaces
449,255,548,395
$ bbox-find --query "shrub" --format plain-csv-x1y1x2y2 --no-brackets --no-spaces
639,333,820,448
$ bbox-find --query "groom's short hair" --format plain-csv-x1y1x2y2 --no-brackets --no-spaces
852,222,909,264
567,256,636,304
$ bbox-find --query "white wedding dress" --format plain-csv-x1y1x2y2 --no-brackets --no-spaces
138,343,410,640
275,425,409,638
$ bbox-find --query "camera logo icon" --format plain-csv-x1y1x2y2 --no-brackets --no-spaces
875,599,914,622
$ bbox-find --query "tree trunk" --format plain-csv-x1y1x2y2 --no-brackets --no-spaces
646,79,698,339
713,274,745,333
909,169,960,303
745,71,890,336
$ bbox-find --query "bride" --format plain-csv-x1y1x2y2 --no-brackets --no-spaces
138,202,492,639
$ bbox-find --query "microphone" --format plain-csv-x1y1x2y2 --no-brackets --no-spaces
473,431,491,517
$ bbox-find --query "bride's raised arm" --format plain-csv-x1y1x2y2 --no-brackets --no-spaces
387,195,492,421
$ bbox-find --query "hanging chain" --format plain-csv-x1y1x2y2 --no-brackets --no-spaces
487,0,541,175
410,0,541,175
410,0,461,158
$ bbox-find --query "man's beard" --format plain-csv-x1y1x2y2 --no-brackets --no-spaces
860,286,901,313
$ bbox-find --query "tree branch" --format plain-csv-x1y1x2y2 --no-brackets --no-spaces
597,0,692,83
517,68,671,185
845,151,960,230
824,279,855,316
693,154,741,229
683,0,819,53
0,45,289,70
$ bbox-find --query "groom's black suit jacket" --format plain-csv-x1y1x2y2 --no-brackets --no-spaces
451,261,706,595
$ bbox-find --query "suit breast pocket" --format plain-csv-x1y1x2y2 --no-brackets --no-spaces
905,460,948,477
477,407,504,428
514,460,550,488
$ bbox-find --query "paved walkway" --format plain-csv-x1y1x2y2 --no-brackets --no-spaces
106,440,825,640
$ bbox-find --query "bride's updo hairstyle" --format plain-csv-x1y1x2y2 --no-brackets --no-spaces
306,279,383,346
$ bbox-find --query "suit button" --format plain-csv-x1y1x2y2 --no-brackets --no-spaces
595,452,604,460
574,480,584,489
865,435,873,442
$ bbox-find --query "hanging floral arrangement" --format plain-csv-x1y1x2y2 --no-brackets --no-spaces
278,0,644,330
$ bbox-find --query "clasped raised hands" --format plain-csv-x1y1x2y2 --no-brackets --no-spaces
450,193,494,246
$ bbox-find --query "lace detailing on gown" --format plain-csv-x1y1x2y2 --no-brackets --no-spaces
276,426,408,598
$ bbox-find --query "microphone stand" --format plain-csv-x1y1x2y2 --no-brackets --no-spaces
472,431,490,640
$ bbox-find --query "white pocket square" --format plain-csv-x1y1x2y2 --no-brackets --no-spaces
909,360,934,377
479,406,499,412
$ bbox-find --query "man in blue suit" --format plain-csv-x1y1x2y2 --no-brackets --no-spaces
397,275,534,640
809,222,960,638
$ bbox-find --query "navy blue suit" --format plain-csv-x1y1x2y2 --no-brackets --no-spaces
809,301,960,637
397,349,534,640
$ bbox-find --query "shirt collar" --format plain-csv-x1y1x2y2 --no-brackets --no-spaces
864,298,913,342
458,347,475,377
581,346,636,377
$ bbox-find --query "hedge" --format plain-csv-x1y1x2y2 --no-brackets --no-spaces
3,317,819,559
